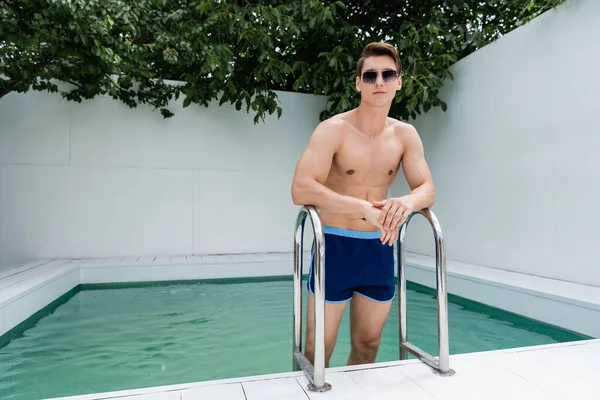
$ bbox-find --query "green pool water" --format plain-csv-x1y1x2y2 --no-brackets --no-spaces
0,277,590,400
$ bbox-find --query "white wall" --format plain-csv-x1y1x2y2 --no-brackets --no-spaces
2,0,598,289
0,88,326,266
392,0,600,286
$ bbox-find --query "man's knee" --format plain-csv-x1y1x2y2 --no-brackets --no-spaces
351,335,381,356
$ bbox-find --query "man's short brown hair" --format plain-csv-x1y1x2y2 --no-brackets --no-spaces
355,42,402,77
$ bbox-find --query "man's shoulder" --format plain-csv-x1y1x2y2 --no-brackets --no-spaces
322,111,354,129
312,114,350,139
387,117,417,134
387,118,420,143
306,115,348,153
319,116,346,129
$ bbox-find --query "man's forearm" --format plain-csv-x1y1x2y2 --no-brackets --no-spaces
292,179,371,214
403,182,436,211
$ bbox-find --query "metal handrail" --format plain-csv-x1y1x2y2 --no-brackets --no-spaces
292,206,454,393
396,208,455,376
292,205,332,392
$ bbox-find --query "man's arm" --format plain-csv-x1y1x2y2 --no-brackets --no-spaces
399,125,436,210
291,121,372,215
373,124,435,230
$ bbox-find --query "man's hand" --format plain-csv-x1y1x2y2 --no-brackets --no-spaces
361,204,397,246
372,196,415,232
361,203,384,230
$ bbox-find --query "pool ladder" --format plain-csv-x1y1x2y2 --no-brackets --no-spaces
292,206,455,392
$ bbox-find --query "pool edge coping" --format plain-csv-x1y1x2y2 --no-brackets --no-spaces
44,338,600,400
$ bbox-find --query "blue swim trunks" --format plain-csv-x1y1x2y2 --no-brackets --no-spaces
307,226,395,304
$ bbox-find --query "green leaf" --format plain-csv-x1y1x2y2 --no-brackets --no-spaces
0,0,566,123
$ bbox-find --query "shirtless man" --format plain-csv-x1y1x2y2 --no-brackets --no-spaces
291,42,435,367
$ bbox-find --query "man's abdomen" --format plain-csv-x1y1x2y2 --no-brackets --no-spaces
320,183,390,232
319,212,379,232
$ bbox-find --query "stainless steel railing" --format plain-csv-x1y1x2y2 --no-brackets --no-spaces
292,206,453,393
397,208,455,376
292,205,332,392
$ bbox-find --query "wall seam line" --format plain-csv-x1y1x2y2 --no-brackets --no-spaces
192,170,195,255
68,102,72,166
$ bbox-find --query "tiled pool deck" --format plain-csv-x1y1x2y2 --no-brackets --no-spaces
49,338,600,400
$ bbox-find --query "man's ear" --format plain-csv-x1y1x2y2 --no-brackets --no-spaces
396,75,402,91
355,76,361,92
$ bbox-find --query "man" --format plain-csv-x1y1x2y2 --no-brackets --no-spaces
290,42,435,367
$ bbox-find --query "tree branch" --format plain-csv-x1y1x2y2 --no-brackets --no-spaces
0,78,16,99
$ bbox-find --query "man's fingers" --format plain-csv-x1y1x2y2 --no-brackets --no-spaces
386,205,403,229
386,228,397,246
379,201,393,224
390,207,404,229
381,203,397,228
397,209,411,228
383,228,396,245
383,230,391,246
381,229,389,244
372,200,386,208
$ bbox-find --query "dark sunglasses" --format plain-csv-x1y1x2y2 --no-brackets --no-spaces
361,69,398,84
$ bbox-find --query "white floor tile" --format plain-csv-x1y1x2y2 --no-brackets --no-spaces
77,258,106,267
450,356,567,400
399,362,504,400
120,391,181,400
0,259,70,290
362,385,438,400
62,259,86,268
243,377,308,400
103,257,123,265
296,372,366,400
187,255,203,263
181,383,245,400
509,343,600,383
230,254,250,262
484,352,600,399
169,256,188,264
119,257,141,265
0,259,47,279
348,367,437,400
137,256,156,264
181,383,246,400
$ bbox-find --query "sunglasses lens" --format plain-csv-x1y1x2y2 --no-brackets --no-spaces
362,71,377,84
382,70,397,83
362,70,398,84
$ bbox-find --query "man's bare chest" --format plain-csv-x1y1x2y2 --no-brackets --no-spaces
331,136,404,183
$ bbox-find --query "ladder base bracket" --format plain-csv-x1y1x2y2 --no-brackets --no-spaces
307,382,333,392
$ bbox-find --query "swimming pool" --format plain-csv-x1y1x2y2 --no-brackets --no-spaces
0,277,590,400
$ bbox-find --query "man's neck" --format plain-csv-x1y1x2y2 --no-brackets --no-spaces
354,102,391,137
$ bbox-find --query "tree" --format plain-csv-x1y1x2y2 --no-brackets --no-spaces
0,0,567,123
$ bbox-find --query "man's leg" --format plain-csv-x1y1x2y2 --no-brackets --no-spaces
347,293,392,365
304,291,348,368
